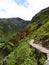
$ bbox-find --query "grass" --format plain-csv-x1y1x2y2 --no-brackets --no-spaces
1,7,49,65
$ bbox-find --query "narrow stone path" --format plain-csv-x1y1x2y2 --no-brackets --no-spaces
29,39,49,54
29,39,49,65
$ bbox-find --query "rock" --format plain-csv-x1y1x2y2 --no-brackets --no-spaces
44,59,49,65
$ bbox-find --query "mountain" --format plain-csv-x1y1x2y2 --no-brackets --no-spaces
0,7,49,65
26,7,49,48
0,17,29,42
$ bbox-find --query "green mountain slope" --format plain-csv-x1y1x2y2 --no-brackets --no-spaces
0,18,29,42
26,7,49,48
1,7,49,65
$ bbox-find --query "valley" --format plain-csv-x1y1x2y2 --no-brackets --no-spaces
0,7,49,65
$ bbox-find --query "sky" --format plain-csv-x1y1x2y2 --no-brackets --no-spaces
0,0,49,20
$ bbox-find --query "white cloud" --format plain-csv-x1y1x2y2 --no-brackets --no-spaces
0,0,49,20
26,0,49,19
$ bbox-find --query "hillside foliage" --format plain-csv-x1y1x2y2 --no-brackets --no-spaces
0,7,49,65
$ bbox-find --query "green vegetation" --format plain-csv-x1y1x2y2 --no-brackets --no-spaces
0,7,49,65
1,37,46,65
26,7,49,41
0,18,29,42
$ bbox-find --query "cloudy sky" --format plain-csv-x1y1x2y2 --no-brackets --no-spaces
0,0,49,20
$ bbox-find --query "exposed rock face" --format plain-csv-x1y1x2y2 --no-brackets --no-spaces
44,53,49,65
44,59,49,65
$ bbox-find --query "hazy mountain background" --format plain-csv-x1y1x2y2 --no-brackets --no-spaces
0,18,29,43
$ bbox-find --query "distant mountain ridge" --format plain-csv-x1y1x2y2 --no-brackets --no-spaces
0,17,29,42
